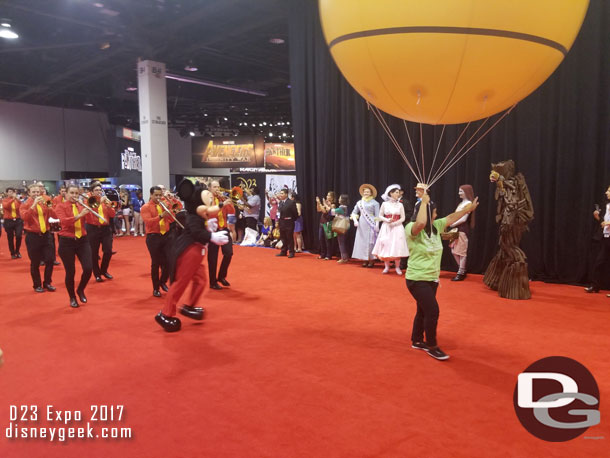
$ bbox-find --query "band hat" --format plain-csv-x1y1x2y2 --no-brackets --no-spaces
381,184,401,202
414,183,430,191
359,183,377,198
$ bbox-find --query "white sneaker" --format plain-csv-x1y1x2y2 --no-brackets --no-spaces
395,268,402,275
382,268,389,274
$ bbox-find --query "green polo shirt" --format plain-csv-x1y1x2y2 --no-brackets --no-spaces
405,218,447,281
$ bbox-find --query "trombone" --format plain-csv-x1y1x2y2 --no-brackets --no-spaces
78,194,107,223
158,199,185,229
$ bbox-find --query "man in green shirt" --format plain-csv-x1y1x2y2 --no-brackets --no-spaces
405,191,479,360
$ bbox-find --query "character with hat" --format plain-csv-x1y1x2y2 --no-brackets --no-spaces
350,184,380,267
372,184,409,274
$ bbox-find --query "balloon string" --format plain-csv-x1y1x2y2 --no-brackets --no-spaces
426,124,446,185
429,105,516,186
419,123,425,184
427,120,475,186
403,120,423,181
369,104,421,182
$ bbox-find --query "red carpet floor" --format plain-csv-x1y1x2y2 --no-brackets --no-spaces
0,236,608,457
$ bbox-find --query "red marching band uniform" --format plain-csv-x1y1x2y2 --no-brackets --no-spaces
85,196,116,281
2,194,23,258
55,199,93,307
20,196,57,291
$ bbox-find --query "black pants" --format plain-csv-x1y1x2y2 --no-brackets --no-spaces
86,224,114,277
146,233,170,290
399,257,409,271
318,225,337,259
208,230,233,285
279,220,295,255
25,231,54,288
592,236,610,290
4,218,23,255
406,279,440,347
245,217,258,231
58,235,93,299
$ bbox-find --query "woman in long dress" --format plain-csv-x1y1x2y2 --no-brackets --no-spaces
350,184,380,267
449,184,475,281
372,184,409,274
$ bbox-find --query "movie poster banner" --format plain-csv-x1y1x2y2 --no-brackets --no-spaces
264,143,295,170
264,174,297,218
192,135,264,168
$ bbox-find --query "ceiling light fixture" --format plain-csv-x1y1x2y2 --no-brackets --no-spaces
189,131,195,137
269,38,285,44
0,26,18,40
1,22,11,28
184,61,198,72
93,2,104,7
125,84,137,92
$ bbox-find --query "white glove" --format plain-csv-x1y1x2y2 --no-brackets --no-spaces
378,216,390,223
353,219,359,228
210,232,229,246
207,218,218,232
48,217,60,223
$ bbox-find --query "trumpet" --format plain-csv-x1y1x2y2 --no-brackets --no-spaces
158,199,185,229
43,196,53,207
78,196,107,223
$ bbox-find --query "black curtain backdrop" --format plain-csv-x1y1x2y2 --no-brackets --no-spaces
288,0,610,284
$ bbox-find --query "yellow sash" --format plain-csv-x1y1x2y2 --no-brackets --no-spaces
11,201,16,218
73,204,82,238
37,205,47,233
157,205,166,235
98,201,105,225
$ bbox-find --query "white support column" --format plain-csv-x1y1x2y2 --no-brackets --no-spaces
137,60,170,200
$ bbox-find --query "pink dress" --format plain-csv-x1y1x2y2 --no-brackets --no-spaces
372,200,409,260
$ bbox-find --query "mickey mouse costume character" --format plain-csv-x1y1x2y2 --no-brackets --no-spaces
155,180,229,332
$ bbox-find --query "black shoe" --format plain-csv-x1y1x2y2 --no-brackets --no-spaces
210,284,223,290
179,305,205,321
411,342,430,351
53,261,60,266
362,262,368,268
218,278,230,287
451,273,466,282
16,253,21,258
102,272,113,280
585,286,600,293
70,297,79,308
33,286,45,293
111,251,117,255
160,283,169,292
39,261,45,266
427,347,450,361
76,289,87,303
153,290,162,297
95,276,104,283
155,312,181,332
11,254,17,259
287,253,295,258
276,253,287,257
43,284,56,292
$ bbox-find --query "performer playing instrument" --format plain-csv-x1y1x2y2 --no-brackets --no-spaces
141,186,172,297
207,180,234,289
55,184,93,308
155,180,229,332
2,187,23,259
20,183,56,292
85,183,117,282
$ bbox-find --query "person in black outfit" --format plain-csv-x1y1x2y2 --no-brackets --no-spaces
585,185,610,294
276,189,299,258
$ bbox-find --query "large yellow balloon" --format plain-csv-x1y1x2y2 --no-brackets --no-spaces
319,0,589,125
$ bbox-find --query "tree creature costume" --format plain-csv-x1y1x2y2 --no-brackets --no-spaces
483,160,534,300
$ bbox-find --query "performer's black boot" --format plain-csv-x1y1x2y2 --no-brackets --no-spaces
179,305,205,321
155,312,181,332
